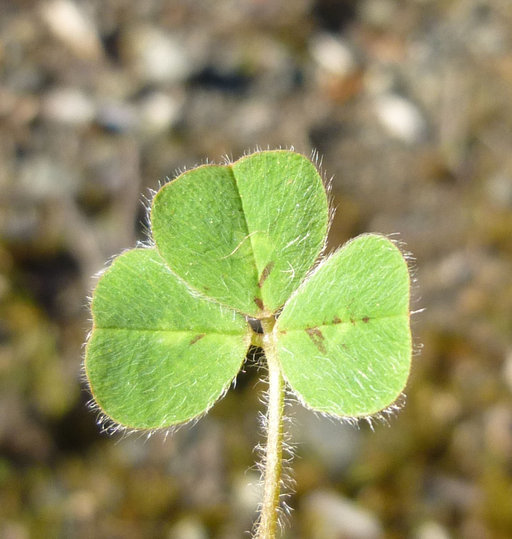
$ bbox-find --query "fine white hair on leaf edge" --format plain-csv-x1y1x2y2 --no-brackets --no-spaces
80,373,240,442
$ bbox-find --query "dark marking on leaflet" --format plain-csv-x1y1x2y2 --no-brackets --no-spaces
190,334,206,345
305,327,326,354
258,261,275,288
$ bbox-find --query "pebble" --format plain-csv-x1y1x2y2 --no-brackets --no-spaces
41,87,95,126
0,89,39,127
124,26,191,84
373,93,426,143
486,172,512,209
436,251,473,288
96,99,138,133
0,274,9,301
360,0,399,29
310,33,356,77
503,349,512,392
64,490,97,521
413,520,451,539
484,405,512,460
291,405,360,474
40,0,103,60
138,91,183,134
0,522,29,539
228,100,275,140
167,518,208,539
231,471,262,516
303,490,382,539
426,475,480,511
20,157,78,199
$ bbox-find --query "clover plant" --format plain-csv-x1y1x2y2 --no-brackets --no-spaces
85,150,412,538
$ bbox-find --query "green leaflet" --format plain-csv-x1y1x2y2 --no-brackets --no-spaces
151,150,328,317
275,234,411,417
85,248,251,428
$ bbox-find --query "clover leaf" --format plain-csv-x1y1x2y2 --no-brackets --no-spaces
84,149,412,537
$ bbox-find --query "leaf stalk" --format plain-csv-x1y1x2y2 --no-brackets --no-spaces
255,316,285,539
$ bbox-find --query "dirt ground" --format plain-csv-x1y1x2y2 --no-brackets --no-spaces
1,1,512,537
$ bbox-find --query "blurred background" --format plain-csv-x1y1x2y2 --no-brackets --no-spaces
1,0,512,537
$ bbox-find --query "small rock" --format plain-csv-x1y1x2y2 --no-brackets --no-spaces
0,522,29,539
310,33,356,77
231,471,262,517
40,0,103,60
64,490,97,521
0,205,39,243
414,520,451,539
430,391,461,425
124,26,191,84
374,93,426,143
360,0,399,29
167,518,208,539
436,251,473,288
486,173,512,209
0,274,9,301
228,100,274,139
484,405,512,460
96,99,138,133
0,89,39,127
503,349,512,392
468,21,507,57
138,91,183,134
291,405,360,474
303,490,382,539
20,157,78,199
426,475,480,511
41,87,95,125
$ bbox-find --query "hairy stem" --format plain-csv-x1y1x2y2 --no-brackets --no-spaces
256,316,285,539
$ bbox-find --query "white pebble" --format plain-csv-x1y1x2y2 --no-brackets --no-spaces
41,87,95,125
304,490,382,539
126,26,191,84
414,521,451,539
40,0,102,60
310,33,356,77
487,173,512,209
374,93,426,143
97,99,138,132
168,518,208,539
139,92,183,133
503,349,512,392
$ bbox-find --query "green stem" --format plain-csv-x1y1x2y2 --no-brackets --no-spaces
255,316,285,539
